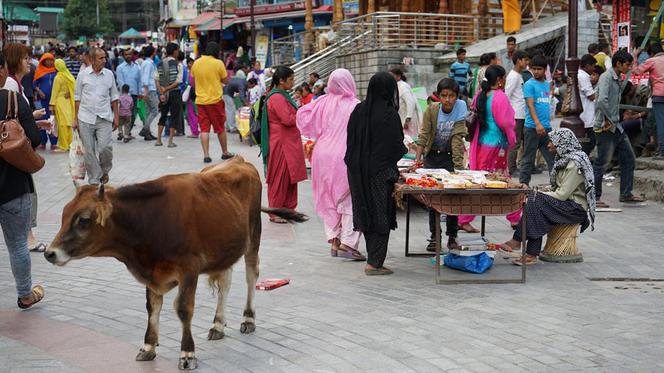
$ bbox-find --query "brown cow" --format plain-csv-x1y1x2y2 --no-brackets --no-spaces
44,156,306,370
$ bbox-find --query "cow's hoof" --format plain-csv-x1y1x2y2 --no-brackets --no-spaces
207,328,225,340
240,322,255,334
135,349,157,361
178,356,197,370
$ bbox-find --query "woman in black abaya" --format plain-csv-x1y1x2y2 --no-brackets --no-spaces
345,72,407,276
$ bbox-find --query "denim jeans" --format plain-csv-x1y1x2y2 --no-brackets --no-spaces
519,127,555,185
593,129,635,200
652,101,664,154
0,194,33,298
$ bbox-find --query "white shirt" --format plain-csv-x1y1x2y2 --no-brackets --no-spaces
578,69,596,128
2,77,29,103
505,69,525,119
247,70,266,92
74,66,119,123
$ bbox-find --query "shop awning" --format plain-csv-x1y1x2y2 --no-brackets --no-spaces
119,28,145,39
189,12,218,26
166,18,191,28
243,6,333,23
195,17,239,32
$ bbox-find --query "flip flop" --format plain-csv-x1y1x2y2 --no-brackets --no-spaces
221,153,235,160
270,217,288,224
365,267,393,276
512,257,538,266
30,242,47,253
17,285,44,309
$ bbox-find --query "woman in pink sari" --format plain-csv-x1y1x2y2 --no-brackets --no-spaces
459,65,520,232
297,69,365,260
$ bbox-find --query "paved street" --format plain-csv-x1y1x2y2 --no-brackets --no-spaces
1,128,664,373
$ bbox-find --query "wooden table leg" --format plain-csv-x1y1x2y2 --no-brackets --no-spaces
435,212,441,284
481,215,486,238
405,194,410,257
521,209,527,283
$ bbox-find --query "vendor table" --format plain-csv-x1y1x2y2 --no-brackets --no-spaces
399,186,529,284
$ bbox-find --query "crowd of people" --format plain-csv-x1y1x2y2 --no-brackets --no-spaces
3,33,664,311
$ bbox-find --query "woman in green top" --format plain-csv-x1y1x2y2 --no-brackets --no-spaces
501,128,596,265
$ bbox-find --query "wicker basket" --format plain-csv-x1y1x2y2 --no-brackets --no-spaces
541,224,583,263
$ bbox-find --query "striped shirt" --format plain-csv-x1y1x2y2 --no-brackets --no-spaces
449,61,471,93
64,56,81,78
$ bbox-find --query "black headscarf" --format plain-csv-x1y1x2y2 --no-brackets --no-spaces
345,72,407,233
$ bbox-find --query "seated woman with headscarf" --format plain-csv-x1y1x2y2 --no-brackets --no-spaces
345,72,407,276
500,128,596,265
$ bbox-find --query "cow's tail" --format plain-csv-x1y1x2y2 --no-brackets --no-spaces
260,207,308,223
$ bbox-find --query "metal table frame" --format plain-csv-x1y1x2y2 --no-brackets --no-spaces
401,187,528,285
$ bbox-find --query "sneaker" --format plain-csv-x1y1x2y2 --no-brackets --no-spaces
203,157,212,163
117,134,124,141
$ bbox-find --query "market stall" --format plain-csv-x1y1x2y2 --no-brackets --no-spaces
396,170,530,284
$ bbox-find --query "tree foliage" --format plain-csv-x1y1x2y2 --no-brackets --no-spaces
63,0,113,40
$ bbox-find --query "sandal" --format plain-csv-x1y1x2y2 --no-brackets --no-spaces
512,256,538,266
221,152,235,160
269,217,288,224
17,285,44,309
459,223,480,234
338,245,366,261
30,242,47,253
596,200,610,208
365,267,393,276
619,195,646,203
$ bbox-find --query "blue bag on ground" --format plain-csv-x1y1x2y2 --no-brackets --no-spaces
443,253,493,274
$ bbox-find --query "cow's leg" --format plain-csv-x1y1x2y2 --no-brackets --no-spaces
175,274,198,370
207,269,232,340
136,287,163,361
241,244,259,334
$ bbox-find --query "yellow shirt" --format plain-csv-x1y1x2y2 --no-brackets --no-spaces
190,55,227,105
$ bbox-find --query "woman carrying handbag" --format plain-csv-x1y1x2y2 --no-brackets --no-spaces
0,51,47,309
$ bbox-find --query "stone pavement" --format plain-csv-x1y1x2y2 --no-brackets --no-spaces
1,128,664,373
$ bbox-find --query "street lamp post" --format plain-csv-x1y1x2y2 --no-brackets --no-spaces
560,0,585,139
250,0,255,59
220,0,225,60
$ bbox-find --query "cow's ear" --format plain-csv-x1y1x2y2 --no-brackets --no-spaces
95,184,112,226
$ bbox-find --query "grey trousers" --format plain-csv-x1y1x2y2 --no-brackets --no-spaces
144,91,160,133
79,117,113,185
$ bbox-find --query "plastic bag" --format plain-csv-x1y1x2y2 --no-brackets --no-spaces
182,85,191,102
236,106,251,138
443,252,493,274
69,131,86,183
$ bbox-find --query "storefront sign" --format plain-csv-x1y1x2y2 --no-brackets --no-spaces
612,0,631,52
342,0,359,16
235,1,318,16
255,33,269,69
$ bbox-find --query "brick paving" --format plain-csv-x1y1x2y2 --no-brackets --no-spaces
1,128,664,372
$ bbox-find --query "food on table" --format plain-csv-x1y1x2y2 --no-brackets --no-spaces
485,180,508,189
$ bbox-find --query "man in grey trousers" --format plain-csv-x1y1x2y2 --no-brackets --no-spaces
73,47,119,185
140,45,158,141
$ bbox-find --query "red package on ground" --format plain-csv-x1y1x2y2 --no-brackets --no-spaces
255,278,290,290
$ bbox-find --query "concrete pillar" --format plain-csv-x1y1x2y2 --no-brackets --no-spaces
305,0,313,55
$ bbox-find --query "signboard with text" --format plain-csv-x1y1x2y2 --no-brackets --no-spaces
235,0,318,16
612,0,630,52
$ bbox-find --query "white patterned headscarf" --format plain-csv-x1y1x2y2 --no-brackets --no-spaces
549,128,595,230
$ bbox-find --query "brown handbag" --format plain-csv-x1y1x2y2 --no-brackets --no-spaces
0,91,45,173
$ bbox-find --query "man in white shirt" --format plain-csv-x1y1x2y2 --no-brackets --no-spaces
73,47,119,185
505,50,530,175
578,54,598,155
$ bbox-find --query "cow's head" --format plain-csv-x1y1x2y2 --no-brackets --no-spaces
45,184,114,265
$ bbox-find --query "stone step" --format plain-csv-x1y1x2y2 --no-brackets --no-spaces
633,167,664,202
636,158,664,171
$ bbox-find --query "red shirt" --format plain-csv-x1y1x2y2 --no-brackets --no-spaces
301,93,313,105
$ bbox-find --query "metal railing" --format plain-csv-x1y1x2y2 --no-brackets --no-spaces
335,12,504,52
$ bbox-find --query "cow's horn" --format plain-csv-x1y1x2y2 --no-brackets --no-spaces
98,184,105,199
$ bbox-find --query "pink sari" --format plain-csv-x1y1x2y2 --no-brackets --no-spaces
296,69,361,246
460,89,521,225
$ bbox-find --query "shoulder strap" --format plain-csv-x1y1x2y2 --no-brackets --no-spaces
5,90,11,119
12,91,18,119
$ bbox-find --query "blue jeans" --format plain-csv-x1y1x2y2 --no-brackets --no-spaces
0,194,33,298
519,127,555,185
652,101,664,154
593,130,635,200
